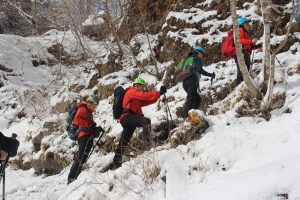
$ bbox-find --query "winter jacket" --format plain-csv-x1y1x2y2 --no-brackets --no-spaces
73,102,94,139
192,52,214,78
119,86,160,120
239,27,253,58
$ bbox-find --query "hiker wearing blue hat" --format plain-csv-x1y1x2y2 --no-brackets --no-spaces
176,45,215,118
235,17,258,85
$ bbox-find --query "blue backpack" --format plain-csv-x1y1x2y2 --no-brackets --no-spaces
66,105,79,140
296,0,300,23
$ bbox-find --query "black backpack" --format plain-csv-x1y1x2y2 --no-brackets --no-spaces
113,86,126,120
66,105,79,140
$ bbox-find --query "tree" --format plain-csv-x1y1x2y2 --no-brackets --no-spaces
5,0,40,36
261,0,296,109
229,0,260,98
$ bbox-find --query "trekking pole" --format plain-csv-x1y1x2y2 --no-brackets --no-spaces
275,55,284,68
163,94,173,125
0,133,17,200
85,130,105,163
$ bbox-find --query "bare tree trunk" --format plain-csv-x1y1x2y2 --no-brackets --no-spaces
79,0,86,24
6,0,38,36
87,0,93,16
63,0,92,58
261,0,271,90
104,0,124,55
31,0,38,36
229,0,260,97
138,2,160,78
262,0,296,108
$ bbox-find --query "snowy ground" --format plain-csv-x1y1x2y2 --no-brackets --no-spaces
1,1,300,199
3,78,300,200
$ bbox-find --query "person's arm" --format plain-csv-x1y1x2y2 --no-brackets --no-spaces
239,28,253,46
194,57,214,77
128,89,160,107
0,132,5,148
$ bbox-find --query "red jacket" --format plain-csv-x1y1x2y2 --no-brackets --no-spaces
239,27,253,58
119,86,161,120
73,102,94,139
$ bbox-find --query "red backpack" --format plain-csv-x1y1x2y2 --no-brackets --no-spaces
221,30,235,59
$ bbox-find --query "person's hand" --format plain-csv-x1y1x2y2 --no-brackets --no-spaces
97,126,105,133
159,85,167,95
211,72,216,79
252,38,258,44
92,126,104,138
0,150,7,161
90,121,97,129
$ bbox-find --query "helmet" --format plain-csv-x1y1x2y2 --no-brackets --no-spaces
194,45,206,54
238,17,250,26
133,77,146,85
86,95,99,104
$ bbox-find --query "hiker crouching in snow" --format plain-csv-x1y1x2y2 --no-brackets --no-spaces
234,17,258,86
109,78,167,170
67,95,103,184
178,45,215,118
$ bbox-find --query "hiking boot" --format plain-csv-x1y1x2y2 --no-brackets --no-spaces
100,162,122,173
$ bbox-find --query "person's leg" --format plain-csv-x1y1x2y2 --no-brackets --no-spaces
235,50,250,86
183,75,199,118
234,57,243,86
112,115,152,167
113,127,135,167
68,135,93,184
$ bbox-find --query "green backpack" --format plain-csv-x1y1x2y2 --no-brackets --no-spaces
178,56,195,72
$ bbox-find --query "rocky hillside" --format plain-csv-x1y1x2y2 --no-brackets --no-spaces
1,0,300,199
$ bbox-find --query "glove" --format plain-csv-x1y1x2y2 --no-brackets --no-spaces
159,85,167,95
0,134,19,157
211,72,216,79
92,126,104,138
90,122,97,129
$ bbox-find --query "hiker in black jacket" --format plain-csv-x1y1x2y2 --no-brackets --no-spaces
182,46,215,118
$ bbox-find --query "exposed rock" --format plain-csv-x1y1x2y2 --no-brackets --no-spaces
51,101,72,114
0,64,13,72
98,82,117,100
82,14,109,40
10,152,32,170
269,91,286,110
87,73,99,89
32,150,69,175
287,62,300,76
47,43,82,66
95,60,123,78
32,121,61,152
119,0,175,41
291,22,300,33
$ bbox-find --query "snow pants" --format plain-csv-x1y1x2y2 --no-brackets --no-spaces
67,134,93,184
112,114,151,167
234,49,251,86
183,74,200,118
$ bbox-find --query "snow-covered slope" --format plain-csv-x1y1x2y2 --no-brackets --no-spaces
1,0,300,200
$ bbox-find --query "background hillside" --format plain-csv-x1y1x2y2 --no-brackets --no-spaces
0,0,300,199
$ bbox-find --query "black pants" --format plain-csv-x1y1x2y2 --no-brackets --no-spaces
112,114,151,167
234,49,251,86
68,134,93,184
183,74,200,118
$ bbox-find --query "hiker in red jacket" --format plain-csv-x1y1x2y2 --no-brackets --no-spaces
109,77,166,170
67,95,103,184
234,17,258,86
